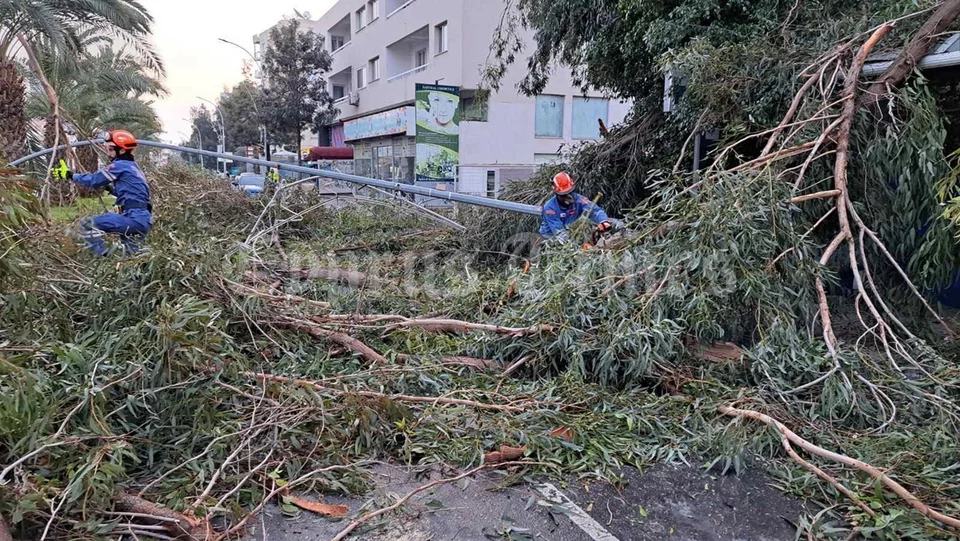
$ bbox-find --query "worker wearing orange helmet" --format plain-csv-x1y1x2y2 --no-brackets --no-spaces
52,130,153,255
539,171,621,244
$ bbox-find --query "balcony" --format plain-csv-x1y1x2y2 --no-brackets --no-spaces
329,66,353,104
387,64,429,83
327,14,351,54
385,0,416,19
385,25,429,81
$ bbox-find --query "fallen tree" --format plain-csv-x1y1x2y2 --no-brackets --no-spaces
4,3,960,541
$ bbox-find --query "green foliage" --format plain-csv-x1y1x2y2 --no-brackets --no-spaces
259,19,336,152
26,41,165,143
1,161,959,540
0,0,158,68
937,150,960,241
851,82,960,292
220,79,265,148
0,172,41,285
183,105,221,170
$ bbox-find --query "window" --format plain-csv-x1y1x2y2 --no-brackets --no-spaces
535,95,564,138
369,0,380,20
435,22,448,54
486,170,498,199
534,153,560,164
415,48,427,68
331,35,345,51
356,67,365,89
461,89,489,122
369,57,380,81
572,96,610,139
356,7,366,29
333,85,346,100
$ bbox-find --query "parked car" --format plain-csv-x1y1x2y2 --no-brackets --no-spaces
233,173,265,195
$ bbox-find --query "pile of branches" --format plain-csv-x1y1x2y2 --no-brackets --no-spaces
3,6,960,541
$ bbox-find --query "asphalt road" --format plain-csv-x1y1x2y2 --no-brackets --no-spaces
243,461,805,541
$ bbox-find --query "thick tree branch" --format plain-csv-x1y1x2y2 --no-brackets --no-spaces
862,0,960,105
116,493,211,541
720,406,960,528
315,313,554,336
276,320,388,364
245,372,528,412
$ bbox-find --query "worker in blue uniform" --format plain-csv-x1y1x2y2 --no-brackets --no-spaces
539,171,622,244
52,129,153,256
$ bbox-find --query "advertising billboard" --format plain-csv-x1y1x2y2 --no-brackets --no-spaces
415,84,460,184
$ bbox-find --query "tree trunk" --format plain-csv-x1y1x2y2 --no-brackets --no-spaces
77,144,99,173
44,115,77,206
0,59,26,164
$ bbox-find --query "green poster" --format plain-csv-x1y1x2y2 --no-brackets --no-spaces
415,84,460,182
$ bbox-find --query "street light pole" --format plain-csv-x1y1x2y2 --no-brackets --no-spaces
197,96,226,174
218,37,271,162
183,118,205,169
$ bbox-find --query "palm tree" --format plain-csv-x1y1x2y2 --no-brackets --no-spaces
0,0,160,162
25,43,164,203
29,44,165,165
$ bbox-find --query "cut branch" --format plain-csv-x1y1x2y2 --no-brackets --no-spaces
244,372,527,412
282,267,383,289
719,406,960,528
761,71,824,158
116,493,211,541
315,313,554,336
276,320,388,364
788,190,842,205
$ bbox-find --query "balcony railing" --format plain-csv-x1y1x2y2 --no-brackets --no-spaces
331,41,351,55
387,63,429,83
386,0,415,19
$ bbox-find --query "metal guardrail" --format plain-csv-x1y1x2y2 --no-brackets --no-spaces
10,139,543,216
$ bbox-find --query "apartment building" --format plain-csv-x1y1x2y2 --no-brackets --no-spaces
255,1,630,196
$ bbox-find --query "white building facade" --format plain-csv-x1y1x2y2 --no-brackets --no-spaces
256,0,631,196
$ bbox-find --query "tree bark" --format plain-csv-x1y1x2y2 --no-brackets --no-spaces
44,115,77,206
0,513,13,541
861,0,960,105
0,59,26,164
116,493,211,540
277,320,389,364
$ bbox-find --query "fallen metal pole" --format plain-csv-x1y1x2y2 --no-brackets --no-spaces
12,139,543,216
10,139,102,166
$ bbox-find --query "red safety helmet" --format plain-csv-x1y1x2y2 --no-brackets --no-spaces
105,130,138,151
552,171,575,195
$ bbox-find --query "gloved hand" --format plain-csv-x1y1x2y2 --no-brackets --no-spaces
51,159,73,180
603,218,625,232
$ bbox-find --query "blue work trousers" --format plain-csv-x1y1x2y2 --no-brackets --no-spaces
80,211,151,256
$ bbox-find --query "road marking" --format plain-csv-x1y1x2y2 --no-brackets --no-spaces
535,483,621,541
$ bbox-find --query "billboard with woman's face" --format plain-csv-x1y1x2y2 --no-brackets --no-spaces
415,84,460,182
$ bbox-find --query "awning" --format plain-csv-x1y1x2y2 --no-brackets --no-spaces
306,146,354,161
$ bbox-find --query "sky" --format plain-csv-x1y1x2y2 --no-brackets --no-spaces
146,0,336,143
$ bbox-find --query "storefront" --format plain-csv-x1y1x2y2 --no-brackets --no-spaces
343,106,417,183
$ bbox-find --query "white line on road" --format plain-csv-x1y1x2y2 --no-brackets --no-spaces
535,483,621,541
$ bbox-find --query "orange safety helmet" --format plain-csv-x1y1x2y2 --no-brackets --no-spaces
105,130,138,151
552,171,575,195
